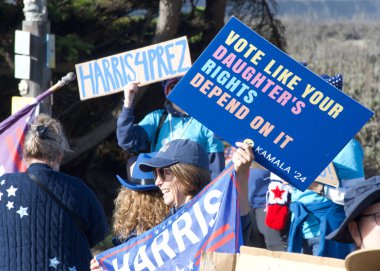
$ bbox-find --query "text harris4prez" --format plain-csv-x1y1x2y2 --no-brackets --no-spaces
75,37,192,100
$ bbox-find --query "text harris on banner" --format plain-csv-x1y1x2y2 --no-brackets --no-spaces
96,164,242,271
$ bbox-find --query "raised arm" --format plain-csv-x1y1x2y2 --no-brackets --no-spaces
232,141,254,216
116,83,150,153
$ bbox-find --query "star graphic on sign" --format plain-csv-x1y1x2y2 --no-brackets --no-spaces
0,191,3,201
68,266,77,271
271,185,285,199
49,257,60,269
175,266,184,271
6,185,17,197
16,206,28,218
0,179,5,185
6,201,14,210
187,260,194,270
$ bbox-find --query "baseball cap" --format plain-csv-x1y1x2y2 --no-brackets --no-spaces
139,139,209,172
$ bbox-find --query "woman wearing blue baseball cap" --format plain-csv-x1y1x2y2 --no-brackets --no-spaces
138,138,254,234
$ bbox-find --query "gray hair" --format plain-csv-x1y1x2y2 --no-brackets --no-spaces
23,114,71,165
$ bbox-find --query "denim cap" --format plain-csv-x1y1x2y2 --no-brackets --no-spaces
139,139,209,172
326,175,380,242
116,153,158,191
320,74,343,90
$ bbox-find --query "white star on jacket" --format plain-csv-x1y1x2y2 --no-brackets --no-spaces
49,257,60,269
6,201,14,210
68,266,77,271
16,206,28,218
6,185,17,197
0,191,3,201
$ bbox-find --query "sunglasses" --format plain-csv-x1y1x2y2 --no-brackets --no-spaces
359,212,380,226
153,168,173,181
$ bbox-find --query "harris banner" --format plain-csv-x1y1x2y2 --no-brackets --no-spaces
96,163,242,271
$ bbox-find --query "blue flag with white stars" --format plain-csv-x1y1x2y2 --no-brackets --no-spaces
95,163,242,270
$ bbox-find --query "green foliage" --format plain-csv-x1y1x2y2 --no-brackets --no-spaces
91,233,114,255
56,34,94,62
0,1,22,33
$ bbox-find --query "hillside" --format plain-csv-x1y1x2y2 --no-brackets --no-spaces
276,0,380,19
281,16,380,177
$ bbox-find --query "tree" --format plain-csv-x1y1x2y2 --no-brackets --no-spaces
202,0,228,48
0,0,290,220
153,0,182,43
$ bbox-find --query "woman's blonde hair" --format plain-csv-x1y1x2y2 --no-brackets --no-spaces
23,114,70,165
169,163,211,197
112,187,169,240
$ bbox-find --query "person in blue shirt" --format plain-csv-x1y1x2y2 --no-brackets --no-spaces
116,78,225,180
286,74,365,259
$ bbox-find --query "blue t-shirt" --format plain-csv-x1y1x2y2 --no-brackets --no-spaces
139,109,224,153
248,168,270,209
291,138,364,239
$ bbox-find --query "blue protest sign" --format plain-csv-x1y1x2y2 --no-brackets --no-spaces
167,17,373,191
96,164,242,270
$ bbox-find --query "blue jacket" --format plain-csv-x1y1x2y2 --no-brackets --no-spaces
248,168,270,209
116,106,225,180
0,163,108,271
287,200,352,259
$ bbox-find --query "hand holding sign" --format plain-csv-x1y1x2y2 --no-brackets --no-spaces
123,81,140,107
168,17,373,191
233,141,255,216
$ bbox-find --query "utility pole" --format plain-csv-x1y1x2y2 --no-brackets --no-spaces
15,0,53,114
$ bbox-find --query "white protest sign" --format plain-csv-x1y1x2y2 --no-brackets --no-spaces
75,36,192,100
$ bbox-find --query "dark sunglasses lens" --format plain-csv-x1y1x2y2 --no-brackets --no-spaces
154,168,165,180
